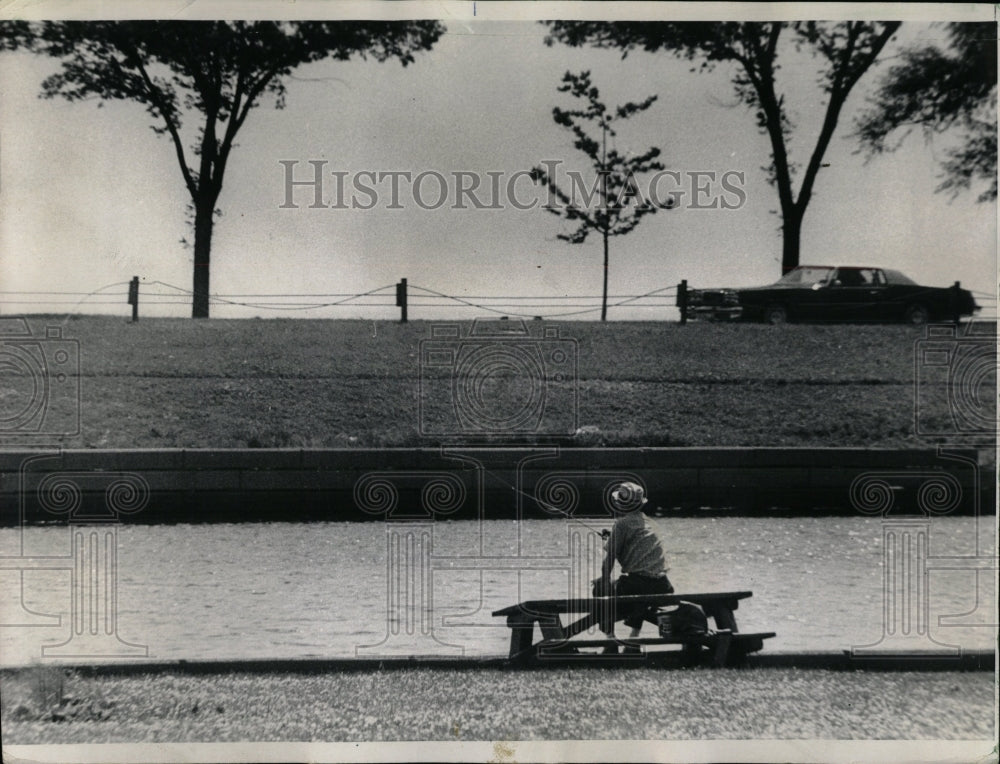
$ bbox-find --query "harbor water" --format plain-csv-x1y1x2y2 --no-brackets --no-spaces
0,516,994,666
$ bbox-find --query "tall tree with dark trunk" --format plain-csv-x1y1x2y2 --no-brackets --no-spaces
544,21,900,274
855,22,997,202
531,71,667,321
2,21,443,317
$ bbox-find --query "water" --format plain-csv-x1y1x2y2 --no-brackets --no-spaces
0,517,994,666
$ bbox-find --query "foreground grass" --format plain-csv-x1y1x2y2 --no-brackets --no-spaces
7,316,994,449
1,666,993,742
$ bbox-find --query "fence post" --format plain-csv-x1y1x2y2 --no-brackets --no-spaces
127,276,139,322
677,279,688,325
396,278,408,323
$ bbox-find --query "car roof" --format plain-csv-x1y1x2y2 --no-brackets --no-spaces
789,265,918,284
794,265,883,269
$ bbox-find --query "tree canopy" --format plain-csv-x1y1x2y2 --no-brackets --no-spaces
544,21,901,274
1,21,444,317
531,70,666,320
855,22,997,202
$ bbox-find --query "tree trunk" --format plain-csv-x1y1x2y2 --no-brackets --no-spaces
191,198,214,319
781,209,802,275
601,230,609,321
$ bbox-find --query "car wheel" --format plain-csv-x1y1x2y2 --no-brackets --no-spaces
764,304,788,325
904,304,930,325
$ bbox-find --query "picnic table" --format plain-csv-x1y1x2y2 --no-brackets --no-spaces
492,591,775,666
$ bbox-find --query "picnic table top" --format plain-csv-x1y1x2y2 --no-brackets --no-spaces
492,591,753,617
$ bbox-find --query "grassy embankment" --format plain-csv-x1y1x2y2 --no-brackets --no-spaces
0,664,994,742
6,316,990,449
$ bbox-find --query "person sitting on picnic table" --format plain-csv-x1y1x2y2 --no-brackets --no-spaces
593,481,674,655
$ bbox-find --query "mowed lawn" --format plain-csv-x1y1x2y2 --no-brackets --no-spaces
4,315,989,449
2,666,994,742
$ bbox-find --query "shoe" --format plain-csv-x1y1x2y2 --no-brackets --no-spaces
601,644,619,655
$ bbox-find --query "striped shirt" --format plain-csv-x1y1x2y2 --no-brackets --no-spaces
606,510,669,577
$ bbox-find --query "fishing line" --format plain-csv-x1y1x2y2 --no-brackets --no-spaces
468,461,617,538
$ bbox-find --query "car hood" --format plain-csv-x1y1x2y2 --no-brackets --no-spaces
697,283,806,294
735,283,805,292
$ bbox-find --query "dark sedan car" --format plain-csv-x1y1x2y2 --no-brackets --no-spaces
690,266,979,325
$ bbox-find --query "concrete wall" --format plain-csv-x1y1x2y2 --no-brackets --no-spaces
0,448,990,525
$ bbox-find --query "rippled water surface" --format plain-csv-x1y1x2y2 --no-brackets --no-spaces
1,517,994,665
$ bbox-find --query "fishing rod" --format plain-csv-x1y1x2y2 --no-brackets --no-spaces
470,462,627,539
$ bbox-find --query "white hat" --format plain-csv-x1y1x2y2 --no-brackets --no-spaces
611,481,647,507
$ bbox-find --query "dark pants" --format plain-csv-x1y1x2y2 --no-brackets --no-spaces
604,573,674,632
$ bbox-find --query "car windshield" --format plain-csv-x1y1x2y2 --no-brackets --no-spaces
882,269,918,286
776,267,834,286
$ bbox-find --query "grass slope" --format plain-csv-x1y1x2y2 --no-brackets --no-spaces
4,316,991,449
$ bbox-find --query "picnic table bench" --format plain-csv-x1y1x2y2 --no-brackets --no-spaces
492,591,775,666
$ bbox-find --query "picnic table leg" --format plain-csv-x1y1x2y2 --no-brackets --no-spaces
711,631,733,667
563,613,598,640
506,613,536,658
700,601,739,667
537,613,585,657
681,640,704,666
538,614,566,642
704,602,738,632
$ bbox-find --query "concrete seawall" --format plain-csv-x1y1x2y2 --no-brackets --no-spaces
0,447,991,524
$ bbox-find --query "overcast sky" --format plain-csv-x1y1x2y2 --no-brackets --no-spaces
1,3,996,320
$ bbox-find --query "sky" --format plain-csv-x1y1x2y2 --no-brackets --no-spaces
0,2,996,321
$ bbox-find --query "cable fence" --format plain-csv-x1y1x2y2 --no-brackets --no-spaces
1,277,995,322
0,278,681,321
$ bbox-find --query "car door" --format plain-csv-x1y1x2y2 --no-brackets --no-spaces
823,268,882,321
864,269,894,321
790,268,835,320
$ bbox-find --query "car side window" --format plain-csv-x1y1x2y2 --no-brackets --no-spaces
837,269,866,287
872,270,886,286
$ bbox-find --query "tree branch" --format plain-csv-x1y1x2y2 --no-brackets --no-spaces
796,23,900,215
129,51,198,198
